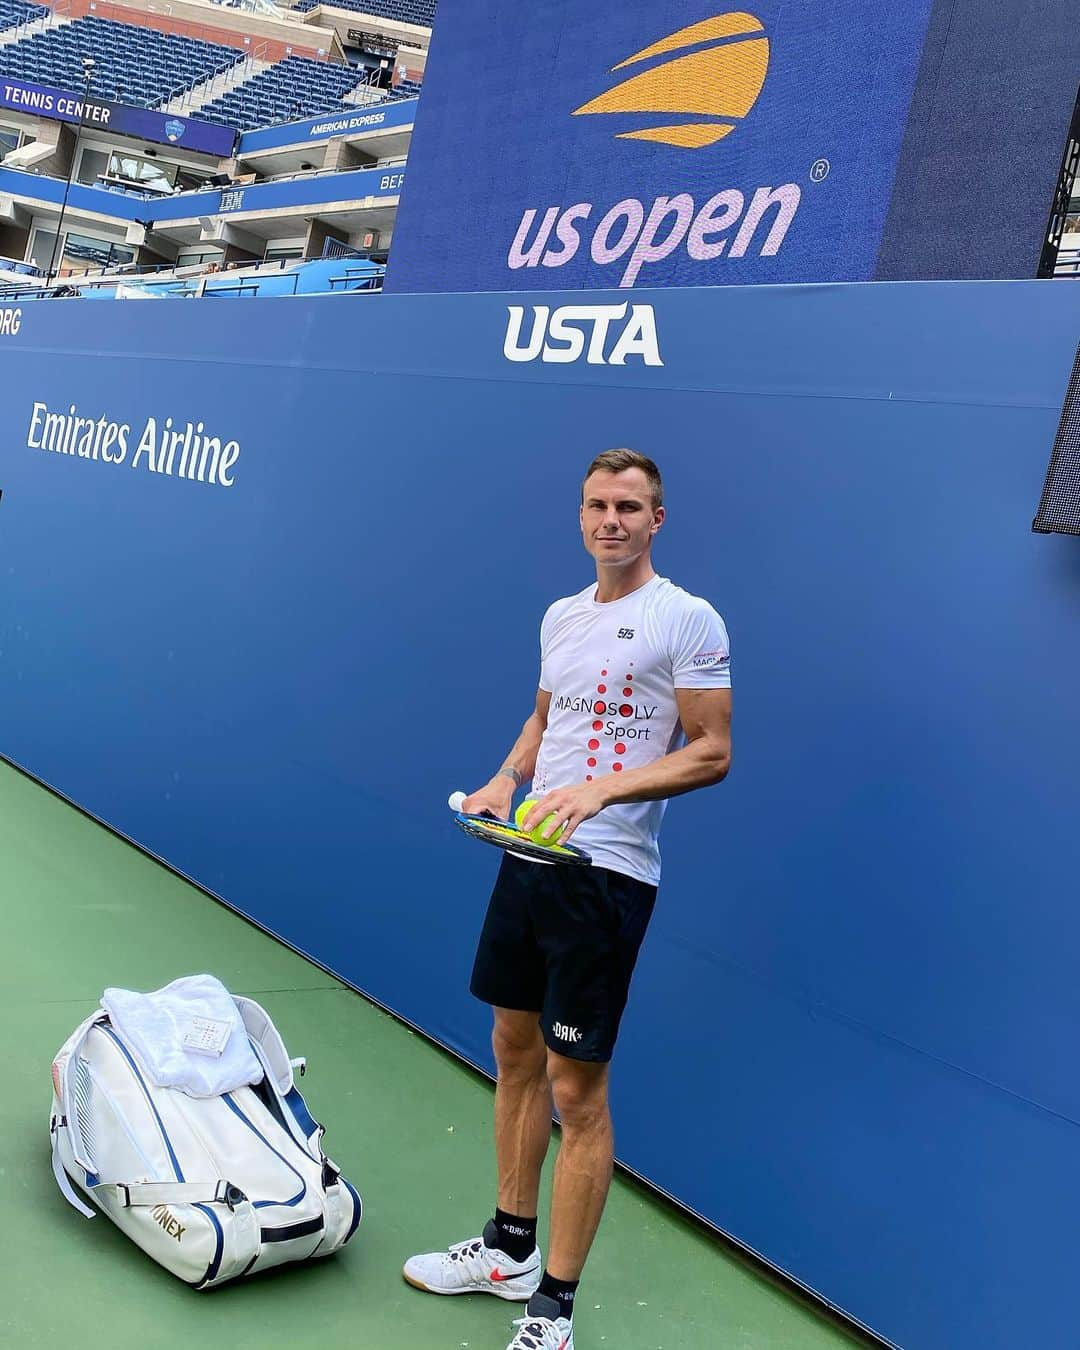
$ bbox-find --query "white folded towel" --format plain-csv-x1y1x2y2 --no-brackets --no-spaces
102,974,263,1098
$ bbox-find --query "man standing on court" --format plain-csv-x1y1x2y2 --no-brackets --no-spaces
404,450,732,1350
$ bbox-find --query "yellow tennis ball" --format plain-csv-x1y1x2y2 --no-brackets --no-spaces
514,799,565,845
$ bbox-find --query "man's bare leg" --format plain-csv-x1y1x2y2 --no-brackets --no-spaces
545,1051,613,1280
492,1007,554,1216
400,1008,549,1300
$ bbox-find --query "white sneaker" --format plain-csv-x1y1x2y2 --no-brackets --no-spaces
507,1294,575,1350
402,1220,542,1301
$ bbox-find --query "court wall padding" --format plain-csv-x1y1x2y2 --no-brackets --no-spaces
1,281,1079,1349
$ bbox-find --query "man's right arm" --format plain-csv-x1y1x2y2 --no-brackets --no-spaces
462,689,551,819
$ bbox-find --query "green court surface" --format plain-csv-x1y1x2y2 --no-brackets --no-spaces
0,760,870,1350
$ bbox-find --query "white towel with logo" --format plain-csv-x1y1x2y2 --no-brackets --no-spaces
101,974,262,1098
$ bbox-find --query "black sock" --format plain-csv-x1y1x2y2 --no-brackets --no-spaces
534,1270,579,1321
485,1208,538,1263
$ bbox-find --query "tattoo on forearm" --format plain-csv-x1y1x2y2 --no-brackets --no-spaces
497,766,523,787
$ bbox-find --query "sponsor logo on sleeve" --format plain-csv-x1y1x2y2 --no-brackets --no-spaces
691,648,730,669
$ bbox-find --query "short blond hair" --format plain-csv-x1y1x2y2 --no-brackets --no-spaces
582,449,663,509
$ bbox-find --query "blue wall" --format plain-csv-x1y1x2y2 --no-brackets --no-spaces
236,97,416,153
1,282,1078,1349
0,163,404,225
878,0,1080,279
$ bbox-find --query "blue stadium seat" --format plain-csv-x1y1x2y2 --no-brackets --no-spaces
0,15,243,108
331,79,420,113
0,0,47,33
198,54,372,131
288,0,434,23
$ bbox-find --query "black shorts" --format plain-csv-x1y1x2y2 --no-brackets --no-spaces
469,852,658,1063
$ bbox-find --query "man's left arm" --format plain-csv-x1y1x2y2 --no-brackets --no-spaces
522,687,731,842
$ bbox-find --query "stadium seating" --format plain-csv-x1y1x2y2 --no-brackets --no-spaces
0,16,243,107
291,0,436,26
198,54,368,130
0,0,46,36
331,79,418,112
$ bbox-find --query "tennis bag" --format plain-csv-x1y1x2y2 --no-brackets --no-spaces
48,986,362,1288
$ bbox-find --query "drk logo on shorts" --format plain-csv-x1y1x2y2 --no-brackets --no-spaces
553,1022,583,1044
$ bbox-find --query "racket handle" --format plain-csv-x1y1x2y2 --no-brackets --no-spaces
448,790,498,820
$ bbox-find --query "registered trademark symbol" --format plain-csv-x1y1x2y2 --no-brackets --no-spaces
810,158,830,183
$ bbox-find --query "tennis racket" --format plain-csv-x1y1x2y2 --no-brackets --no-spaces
448,791,592,867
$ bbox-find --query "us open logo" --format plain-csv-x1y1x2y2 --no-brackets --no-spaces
572,11,770,149
507,10,804,288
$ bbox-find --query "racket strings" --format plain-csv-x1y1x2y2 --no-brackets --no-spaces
456,814,590,866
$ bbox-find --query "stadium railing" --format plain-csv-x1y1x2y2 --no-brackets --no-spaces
1054,247,1080,276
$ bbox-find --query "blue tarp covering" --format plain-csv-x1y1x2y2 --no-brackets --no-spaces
0,280,1078,1348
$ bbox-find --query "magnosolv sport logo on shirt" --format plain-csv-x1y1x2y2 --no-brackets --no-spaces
506,11,802,289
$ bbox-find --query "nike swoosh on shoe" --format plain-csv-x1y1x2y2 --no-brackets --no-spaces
491,1265,539,1282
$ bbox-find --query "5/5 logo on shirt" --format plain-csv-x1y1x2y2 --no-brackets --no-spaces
617,628,634,639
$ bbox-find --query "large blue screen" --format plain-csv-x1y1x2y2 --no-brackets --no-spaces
387,1,1080,292
386,0,932,293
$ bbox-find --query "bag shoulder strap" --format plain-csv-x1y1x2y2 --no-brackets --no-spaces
234,996,295,1096
101,1180,245,1209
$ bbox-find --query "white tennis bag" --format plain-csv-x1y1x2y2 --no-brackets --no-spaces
49,976,362,1288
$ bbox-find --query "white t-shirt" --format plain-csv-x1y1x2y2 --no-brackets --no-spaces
533,574,731,885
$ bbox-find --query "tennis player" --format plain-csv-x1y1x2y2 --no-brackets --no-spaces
404,450,732,1350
